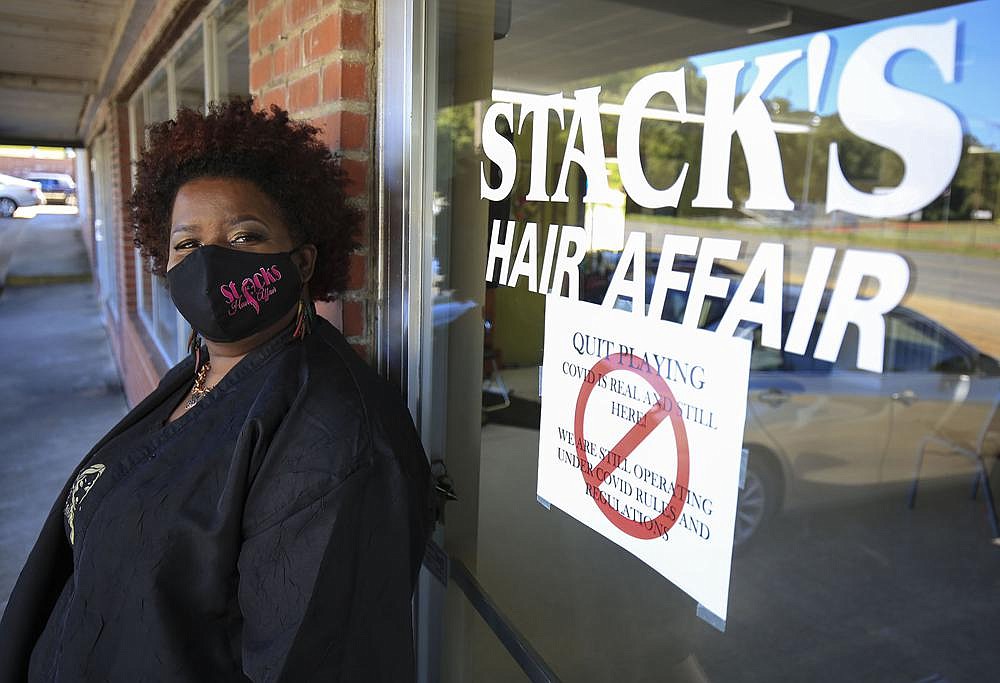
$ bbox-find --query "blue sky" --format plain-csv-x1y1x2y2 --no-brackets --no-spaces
688,0,1000,149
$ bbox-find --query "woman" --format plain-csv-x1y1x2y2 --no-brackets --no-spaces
0,97,435,682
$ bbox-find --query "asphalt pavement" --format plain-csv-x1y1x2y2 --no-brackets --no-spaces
0,211,128,612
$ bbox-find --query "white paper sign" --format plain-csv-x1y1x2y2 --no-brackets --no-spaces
537,296,751,620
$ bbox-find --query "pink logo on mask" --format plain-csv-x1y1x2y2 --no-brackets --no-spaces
219,265,283,316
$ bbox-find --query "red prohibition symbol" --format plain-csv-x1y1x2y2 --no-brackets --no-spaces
573,353,690,540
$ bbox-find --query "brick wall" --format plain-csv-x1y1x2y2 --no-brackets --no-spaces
77,0,376,405
0,157,75,179
249,0,374,361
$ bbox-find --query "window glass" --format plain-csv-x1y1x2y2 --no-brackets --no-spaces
137,69,177,359
886,314,974,374
91,133,118,319
147,68,170,124
419,1,1000,681
748,328,783,372
153,274,179,357
215,0,250,101
176,26,206,111
135,252,154,327
129,4,248,364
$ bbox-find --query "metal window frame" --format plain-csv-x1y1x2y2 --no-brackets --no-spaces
376,1,441,680
376,1,563,680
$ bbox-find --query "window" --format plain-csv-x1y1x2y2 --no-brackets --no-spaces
885,314,974,374
91,132,118,320
212,0,250,102
176,27,206,112
410,0,1000,680
127,0,249,364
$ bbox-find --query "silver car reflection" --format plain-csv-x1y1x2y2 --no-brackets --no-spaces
0,173,46,217
602,261,1000,547
728,293,1000,547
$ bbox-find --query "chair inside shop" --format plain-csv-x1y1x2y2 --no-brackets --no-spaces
908,389,1000,543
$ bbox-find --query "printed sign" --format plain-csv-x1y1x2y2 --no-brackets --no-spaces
537,296,751,620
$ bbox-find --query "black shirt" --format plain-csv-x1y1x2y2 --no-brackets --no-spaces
1,317,434,682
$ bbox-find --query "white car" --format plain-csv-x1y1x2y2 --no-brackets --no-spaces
25,172,77,206
0,173,46,217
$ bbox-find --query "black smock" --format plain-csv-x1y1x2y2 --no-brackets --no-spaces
0,315,435,682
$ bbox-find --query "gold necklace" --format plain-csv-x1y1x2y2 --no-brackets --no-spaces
185,361,215,409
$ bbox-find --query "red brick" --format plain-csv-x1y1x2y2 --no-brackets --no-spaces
259,7,284,47
344,112,369,149
322,61,367,102
272,45,287,77
304,14,340,62
342,300,364,336
352,209,369,246
339,158,367,197
341,12,368,50
289,73,319,110
314,111,367,151
347,253,366,290
287,0,319,26
259,87,288,112
288,35,303,71
342,62,367,99
313,112,337,149
249,53,272,92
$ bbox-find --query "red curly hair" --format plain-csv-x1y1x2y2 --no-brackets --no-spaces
126,95,362,301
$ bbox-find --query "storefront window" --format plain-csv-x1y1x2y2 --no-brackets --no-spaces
213,0,250,101
128,0,249,364
91,133,117,320
176,26,206,111
417,1,1000,680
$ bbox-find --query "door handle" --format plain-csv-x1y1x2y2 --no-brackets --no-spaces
891,389,917,406
758,388,788,407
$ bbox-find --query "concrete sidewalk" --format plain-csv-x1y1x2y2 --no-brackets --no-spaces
1,211,93,291
0,214,127,612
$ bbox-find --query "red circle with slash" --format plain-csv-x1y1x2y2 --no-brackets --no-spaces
573,353,690,540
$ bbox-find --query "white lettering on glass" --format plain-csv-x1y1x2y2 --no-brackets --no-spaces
480,103,516,201
827,19,962,218
617,69,691,209
814,250,910,372
691,50,801,211
479,20,962,217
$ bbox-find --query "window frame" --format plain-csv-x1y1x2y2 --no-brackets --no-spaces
125,0,249,365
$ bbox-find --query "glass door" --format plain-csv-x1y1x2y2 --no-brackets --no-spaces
413,1,1000,681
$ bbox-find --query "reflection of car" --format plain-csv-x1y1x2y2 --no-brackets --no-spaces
580,254,999,547
0,173,46,217
728,290,1000,547
25,172,77,206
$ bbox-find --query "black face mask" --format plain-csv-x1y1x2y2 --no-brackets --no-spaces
166,244,304,343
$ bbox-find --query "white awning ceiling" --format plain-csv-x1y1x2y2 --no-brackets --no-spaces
0,0,161,147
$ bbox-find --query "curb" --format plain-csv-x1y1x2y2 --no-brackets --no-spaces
4,273,93,287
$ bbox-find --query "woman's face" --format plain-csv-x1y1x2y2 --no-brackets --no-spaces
167,176,314,281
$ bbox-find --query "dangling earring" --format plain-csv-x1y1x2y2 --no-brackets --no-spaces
292,287,315,340
187,328,204,374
